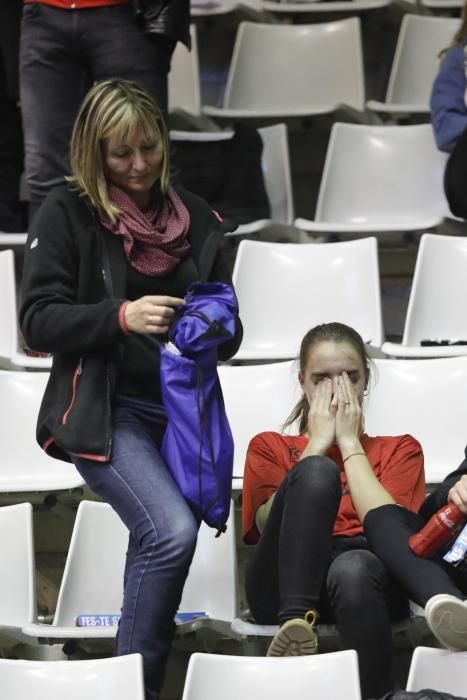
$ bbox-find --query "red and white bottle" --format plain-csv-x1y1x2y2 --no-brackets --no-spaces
409,503,466,559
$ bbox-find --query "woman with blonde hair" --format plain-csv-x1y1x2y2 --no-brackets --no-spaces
20,78,242,700
242,322,425,699
431,2,467,152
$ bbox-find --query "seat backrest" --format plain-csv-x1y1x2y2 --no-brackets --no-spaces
365,356,467,483
258,124,294,225
232,237,383,360
170,125,292,225
55,500,238,625
402,233,467,346
224,19,364,112
218,361,299,479
315,123,449,226
0,654,145,700
182,650,362,700
0,371,84,492
179,501,238,621
53,501,127,626
407,646,467,694
168,25,201,115
0,503,36,630
386,15,459,106
0,250,19,362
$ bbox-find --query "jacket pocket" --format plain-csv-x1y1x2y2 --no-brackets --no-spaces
62,358,83,425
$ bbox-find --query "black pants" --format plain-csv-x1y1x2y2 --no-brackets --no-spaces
245,457,408,700
0,0,23,231
20,2,174,216
364,504,467,607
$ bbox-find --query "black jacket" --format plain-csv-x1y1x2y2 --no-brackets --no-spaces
20,184,242,463
444,124,467,219
419,446,467,521
133,0,190,48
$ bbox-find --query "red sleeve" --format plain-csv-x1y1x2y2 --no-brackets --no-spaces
242,432,290,545
378,434,426,512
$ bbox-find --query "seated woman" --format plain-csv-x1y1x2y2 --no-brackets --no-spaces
430,1,467,153
365,459,467,653
242,322,425,700
20,78,242,700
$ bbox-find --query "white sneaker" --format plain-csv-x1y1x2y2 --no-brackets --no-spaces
425,594,467,651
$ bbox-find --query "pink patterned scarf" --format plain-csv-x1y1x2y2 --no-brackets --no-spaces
99,185,191,276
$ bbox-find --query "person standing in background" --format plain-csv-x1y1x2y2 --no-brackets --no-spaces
431,2,467,153
20,0,189,222
0,0,23,232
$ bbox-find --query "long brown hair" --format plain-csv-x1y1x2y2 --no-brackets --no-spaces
67,79,170,222
439,3,467,57
452,2,467,46
283,322,371,435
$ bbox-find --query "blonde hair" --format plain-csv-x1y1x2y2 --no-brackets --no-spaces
283,322,371,435
68,79,170,222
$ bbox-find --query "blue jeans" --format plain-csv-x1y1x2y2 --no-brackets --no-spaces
70,395,198,700
20,2,173,213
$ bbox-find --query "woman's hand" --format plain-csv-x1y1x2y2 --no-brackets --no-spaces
303,377,338,456
335,372,363,454
124,295,185,334
448,475,467,515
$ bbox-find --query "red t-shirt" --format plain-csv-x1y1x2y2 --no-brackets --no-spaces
24,1,129,9
242,432,426,545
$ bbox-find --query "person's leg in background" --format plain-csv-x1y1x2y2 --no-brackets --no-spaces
71,396,198,700
365,503,467,654
364,504,466,606
20,3,89,223
0,0,23,232
84,4,174,118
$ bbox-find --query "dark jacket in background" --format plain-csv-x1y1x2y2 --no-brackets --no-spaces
419,447,467,521
133,0,191,48
444,124,467,219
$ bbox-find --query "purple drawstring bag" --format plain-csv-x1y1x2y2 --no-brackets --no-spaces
159,282,238,534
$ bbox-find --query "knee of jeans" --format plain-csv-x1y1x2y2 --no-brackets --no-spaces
288,456,340,495
140,511,198,564
327,550,387,603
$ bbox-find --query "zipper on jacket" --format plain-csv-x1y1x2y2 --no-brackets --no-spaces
62,358,83,425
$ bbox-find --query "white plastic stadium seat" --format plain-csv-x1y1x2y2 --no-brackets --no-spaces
182,651,362,700
399,0,463,10
367,15,460,117
365,356,467,484
203,19,365,119
262,0,389,14
295,123,450,235
407,647,467,694
0,249,52,369
383,234,467,358
218,360,299,487
0,371,84,493
23,500,238,642
170,124,294,233
169,25,201,116
0,504,36,649
232,237,383,360
0,654,145,700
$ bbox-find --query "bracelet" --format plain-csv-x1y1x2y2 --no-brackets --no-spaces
343,452,366,464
